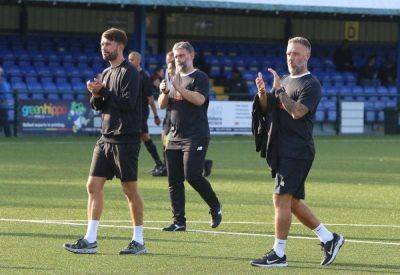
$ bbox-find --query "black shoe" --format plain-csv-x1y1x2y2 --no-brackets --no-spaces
152,164,167,177
203,160,213,177
250,249,288,268
119,240,147,255
63,238,98,254
320,233,345,265
210,205,222,228
162,223,186,231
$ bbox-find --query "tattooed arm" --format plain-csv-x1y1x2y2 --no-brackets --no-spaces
278,91,309,119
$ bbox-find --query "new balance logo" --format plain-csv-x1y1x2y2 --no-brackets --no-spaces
266,259,280,264
280,181,285,187
197,146,203,151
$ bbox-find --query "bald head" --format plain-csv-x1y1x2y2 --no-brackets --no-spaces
128,51,141,70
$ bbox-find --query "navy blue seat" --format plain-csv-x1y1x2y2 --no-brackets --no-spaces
12,82,27,91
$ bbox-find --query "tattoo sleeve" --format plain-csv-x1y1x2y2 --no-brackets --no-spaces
278,92,309,119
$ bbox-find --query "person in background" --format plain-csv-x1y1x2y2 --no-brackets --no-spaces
333,39,354,72
358,55,380,87
226,68,249,101
128,51,166,176
378,59,397,86
151,66,164,93
0,66,12,137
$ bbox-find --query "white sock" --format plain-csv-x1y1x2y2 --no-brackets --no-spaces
132,225,144,245
84,220,99,243
313,223,334,244
273,238,286,258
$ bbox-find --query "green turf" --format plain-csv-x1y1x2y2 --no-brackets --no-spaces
0,135,400,274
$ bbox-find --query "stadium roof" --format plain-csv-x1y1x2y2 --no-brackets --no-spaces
28,0,400,16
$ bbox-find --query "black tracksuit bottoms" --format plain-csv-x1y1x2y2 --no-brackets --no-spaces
165,142,220,224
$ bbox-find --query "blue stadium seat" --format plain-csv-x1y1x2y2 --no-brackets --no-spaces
321,75,332,86
242,71,254,81
7,66,21,77
352,86,364,95
365,110,375,122
22,66,37,77
364,86,376,95
374,101,385,111
32,53,46,62
47,52,59,63
55,77,68,84
54,67,66,78
32,91,45,100
377,111,384,122
327,110,337,122
37,67,53,77
388,86,397,95
315,110,325,122
69,68,81,78
81,68,94,79
27,82,43,91
386,98,397,108
72,82,86,91
332,73,344,86
42,82,57,91
77,62,89,69
12,82,27,91
377,86,388,95
2,52,15,62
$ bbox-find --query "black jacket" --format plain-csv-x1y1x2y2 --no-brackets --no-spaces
252,92,279,178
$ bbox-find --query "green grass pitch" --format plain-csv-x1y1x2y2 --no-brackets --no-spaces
0,135,399,274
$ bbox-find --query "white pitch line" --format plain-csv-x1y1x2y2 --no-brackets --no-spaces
37,219,400,228
1,218,399,247
0,139,399,146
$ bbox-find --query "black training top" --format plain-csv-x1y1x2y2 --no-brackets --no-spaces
139,69,154,119
167,69,210,145
277,73,321,160
90,59,141,143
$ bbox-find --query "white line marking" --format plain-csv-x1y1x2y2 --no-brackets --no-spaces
0,139,399,146
1,218,399,247
33,219,400,228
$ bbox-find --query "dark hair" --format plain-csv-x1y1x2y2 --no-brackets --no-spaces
102,28,128,47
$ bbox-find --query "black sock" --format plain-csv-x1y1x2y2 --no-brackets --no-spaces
163,146,166,165
144,139,163,166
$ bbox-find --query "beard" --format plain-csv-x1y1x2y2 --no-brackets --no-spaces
102,50,117,61
176,62,187,73
288,61,307,75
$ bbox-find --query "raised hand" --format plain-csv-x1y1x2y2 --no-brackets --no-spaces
172,73,182,91
255,72,266,94
159,79,168,94
267,68,282,90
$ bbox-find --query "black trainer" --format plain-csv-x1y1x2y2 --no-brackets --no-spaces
320,233,345,265
210,205,222,228
203,160,213,177
63,238,98,254
119,240,147,255
152,164,167,177
162,223,186,231
250,249,288,268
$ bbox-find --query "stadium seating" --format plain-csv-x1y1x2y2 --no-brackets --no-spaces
0,34,398,123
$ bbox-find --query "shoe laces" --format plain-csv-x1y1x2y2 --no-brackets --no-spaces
128,240,139,249
263,249,275,259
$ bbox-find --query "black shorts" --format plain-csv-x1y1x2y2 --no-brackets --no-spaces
89,139,141,182
274,158,313,200
141,117,149,134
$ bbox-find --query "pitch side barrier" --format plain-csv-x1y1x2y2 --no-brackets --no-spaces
11,90,400,136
